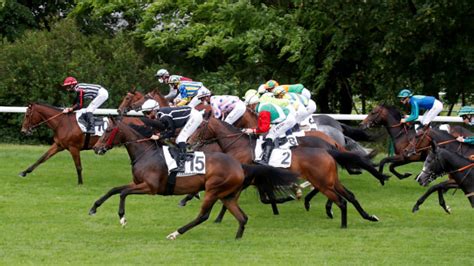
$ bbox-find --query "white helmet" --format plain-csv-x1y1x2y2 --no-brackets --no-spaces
257,84,267,95
141,99,160,112
168,75,181,84
155,69,169,83
244,90,260,105
273,86,286,97
197,89,211,99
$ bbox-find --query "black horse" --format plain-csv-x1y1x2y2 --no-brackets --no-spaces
413,142,474,213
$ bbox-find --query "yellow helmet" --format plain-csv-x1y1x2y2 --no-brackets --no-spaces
243,89,260,105
273,86,286,97
265,80,279,90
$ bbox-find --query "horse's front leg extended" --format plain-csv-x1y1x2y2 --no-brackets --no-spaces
19,143,64,177
412,180,459,213
89,184,131,215
118,183,150,227
389,159,415,179
378,155,400,174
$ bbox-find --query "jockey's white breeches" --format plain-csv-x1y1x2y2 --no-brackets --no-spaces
266,112,297,141
420,99,443,125
176,108,203,144
86,88,109,113
224,101,246,125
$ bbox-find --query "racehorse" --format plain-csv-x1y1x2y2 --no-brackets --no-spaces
448,125,474,138
90,117,298,239
360,104,425,179
221,105,376,158
188,116,382,228
117,88,169,115
20,103,143,185
414,142,474,213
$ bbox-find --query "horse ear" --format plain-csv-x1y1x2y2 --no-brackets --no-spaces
131,86,136,93
431,140,438,153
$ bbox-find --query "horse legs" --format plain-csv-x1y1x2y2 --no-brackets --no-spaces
167,193,218,240
178,193,200,207
220,196,249,239
379,155,412,179
335,184,379,222
319,188,347,228
389,160,414,179
214,205,227,223
89,184,131,215
19,143,64,177
304,188,334,218
68,147,83,185
412,180,459,213
118,183,151,227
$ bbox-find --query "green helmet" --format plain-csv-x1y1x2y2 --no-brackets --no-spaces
458,106,474,116
397,89,413,98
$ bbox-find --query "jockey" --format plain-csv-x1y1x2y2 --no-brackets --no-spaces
242,93,297,165
456,106,474,144
149,106,203,172
141,99,161,119
174,80,211,108
264,79,312,99
398,88,443,132
273,86,317,126
61,76,109,134
155,69,192,101
198,92,247,125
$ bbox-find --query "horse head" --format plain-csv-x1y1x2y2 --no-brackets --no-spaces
117,90,144,115
360,104,402,129
416,142,444,186
20,103,35,136
93,116,121,155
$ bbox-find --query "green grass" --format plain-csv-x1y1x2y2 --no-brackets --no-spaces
1,144,473,265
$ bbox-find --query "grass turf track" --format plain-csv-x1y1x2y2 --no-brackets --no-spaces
0,144,473,265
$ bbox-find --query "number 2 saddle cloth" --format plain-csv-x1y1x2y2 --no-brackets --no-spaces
254,134,299,168
163,146,206,177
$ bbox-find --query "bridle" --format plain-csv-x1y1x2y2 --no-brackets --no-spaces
23,105,64,133
193,119,246,152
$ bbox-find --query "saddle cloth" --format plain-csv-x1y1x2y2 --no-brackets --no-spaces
75,109,108,136
255,136,296,168
163,146,206,177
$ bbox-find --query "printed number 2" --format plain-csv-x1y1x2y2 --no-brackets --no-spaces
190,155,205,172
281,152,290,165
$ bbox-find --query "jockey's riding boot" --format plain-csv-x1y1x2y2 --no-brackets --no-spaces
174,142,187,172
292,124,300,132
416,124,430,136
256,139,274,165
85,112,95,134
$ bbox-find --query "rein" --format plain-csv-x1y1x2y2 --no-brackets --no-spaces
194,119,246,152
29,112,64,130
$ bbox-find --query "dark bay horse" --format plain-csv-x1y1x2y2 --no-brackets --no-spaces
360,104,425,179
189,116,382,228
117,89,169,115
20,103,143,184
90,117,298,239
414,143,474,213
448,125,474,138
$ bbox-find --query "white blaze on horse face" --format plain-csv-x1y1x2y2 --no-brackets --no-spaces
416,163,428,182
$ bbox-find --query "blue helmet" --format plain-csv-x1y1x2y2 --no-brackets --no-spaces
458,106,474,116
397,89,413,98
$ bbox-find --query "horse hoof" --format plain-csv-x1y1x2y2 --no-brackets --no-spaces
19,172,26,177
327,210,334,219
296,188,303,200
89,209,96,216
214,219,222,224
412,205,419,213
403,173,412,178
120,217,127,227
304,202,310,211
444,206,451,214
166,231,181,240
178,201,187,207
370,215,379,222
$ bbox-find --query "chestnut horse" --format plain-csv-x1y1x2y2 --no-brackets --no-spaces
90,117,298,240
188,116,382,228
20,103,143,184
117,88,169,115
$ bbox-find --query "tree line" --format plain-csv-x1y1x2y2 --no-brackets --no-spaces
1,0,473,143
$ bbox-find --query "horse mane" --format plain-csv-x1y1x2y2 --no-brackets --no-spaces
33,102,63,112
215,117,242,134
379,103,403,121
438,146,474,163
129,124,155,138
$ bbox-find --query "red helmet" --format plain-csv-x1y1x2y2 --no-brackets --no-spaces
63,77,78,86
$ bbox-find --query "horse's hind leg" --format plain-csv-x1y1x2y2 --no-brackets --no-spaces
68,147,84,185
19,143,63,177
336,184,379,222
320,188,347,228
214,205,227,223
167,193,218,240
89,184,131,215
178,193,198,207
304,188,319,211
412,180,458,213
118,183,150,227
389,160,414,179
221,196,248,239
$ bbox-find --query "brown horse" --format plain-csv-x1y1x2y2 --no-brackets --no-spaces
20,103,143,184
188,116,382,228
448,125,474,138
117,89,169,115
90,117,298,239
360,104,426,179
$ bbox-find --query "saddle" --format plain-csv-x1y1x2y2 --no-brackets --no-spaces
75,111,108,136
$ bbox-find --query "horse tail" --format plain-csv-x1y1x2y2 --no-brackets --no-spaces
340,123,376,142
241,164,299,202
326,150,390,186
343,136,378,159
